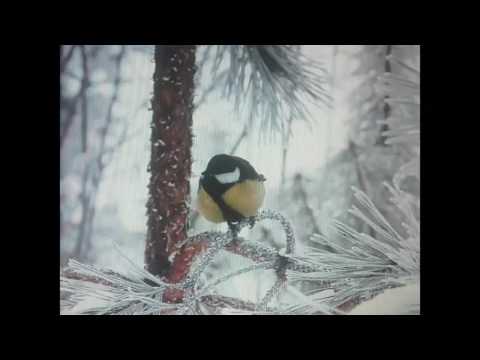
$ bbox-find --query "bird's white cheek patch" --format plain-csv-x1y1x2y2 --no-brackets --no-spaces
215,167,240,184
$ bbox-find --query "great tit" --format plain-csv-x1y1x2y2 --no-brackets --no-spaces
197,154,266,232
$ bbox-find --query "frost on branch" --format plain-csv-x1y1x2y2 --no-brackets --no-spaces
61,210,304,315
61,173,420,315
285,46,420,315
287,184,420,314
61,184,419,315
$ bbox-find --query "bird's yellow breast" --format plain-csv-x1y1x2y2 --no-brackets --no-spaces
223,180,265,217
197,180,265,223
197,187,225,223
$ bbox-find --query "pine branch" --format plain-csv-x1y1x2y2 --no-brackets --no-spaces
209,45,331,137
61,209,307,315
200,294,276,314
62,184,418,315
288,184,419,313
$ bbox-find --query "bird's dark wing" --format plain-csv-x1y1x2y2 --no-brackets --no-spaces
200,175,244,222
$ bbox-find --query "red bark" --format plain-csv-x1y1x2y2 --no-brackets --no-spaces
162,240,208,303
145,45,196,277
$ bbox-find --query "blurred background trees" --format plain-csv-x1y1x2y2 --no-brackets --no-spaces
60,45,151,267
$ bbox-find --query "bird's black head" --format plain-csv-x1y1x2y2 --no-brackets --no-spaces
201,154,265,182
199,154,266,198
203,154,238,177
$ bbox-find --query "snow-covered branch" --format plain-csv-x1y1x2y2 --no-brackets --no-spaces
289,46,420,314
62,179,419,315
61,209,305,315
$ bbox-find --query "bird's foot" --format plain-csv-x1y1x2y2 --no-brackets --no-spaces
274,256,289,280
248,216,257,229
228,221,241,241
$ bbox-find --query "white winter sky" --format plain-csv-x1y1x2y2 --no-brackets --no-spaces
96,45,362,234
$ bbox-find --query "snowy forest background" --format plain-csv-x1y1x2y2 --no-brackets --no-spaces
60,45,420,315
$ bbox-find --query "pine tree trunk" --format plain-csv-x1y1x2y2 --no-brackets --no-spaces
145,45,196,277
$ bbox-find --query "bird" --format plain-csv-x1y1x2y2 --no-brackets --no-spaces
197,154,266,234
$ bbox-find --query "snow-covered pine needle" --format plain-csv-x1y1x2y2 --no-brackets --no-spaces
289,184,419,313
288,47,420,314
61,209,301,315
204,45,331,138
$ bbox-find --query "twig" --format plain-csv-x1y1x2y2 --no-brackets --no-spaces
348,140,374,237
200,294,276,314
376,45,393,146
257,277,285,311
97,46,127,168
80,45,89,153
229,124,248,155
194,69,228,110
280,115,293,190
60,48,90,150
348,141,368,195
61,45,77,74
293,173,323,237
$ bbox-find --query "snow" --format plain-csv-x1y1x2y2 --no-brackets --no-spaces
62,283,113,315
349,281,420,315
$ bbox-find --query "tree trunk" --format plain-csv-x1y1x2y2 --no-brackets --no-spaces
145,45,196,277
376,45,392,146
60,46,90,150
73,162,92,260
280,116,292,191
70,46,126,263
